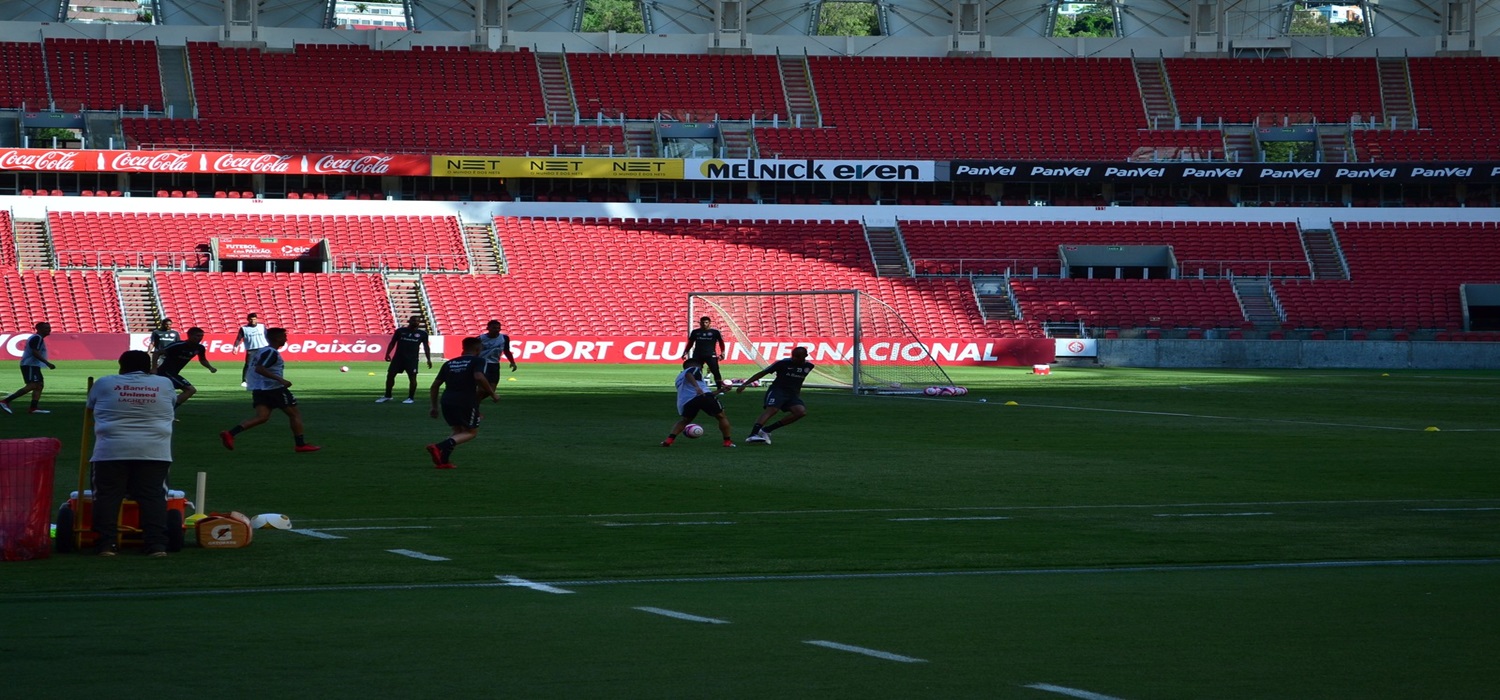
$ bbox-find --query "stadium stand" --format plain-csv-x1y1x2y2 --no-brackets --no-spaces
0,211,14,268
1164,58,1383,125
1009,278,1245,331
1354,56,1500,162
566,53,785,121
154,272,394,334
0,42,50,109
44,38,165,113
0,270,125,333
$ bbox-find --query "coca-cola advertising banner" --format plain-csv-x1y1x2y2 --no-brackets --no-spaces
0,148,431,176
443,336,1055,366
0,333,129,362
948,160,1500,184
218,238,323,260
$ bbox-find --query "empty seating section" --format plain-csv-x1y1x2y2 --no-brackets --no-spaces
0,270,124,333
0,42,49,108
1164,58,1382,124
47,212,466,272
1275,222,1500,330
122,44,619,155
1354,57,1500,161
421,217,1018,340
0,211,13,267
567,54,785,120
155,272,392,334
754,57,1221,160
45,38,164,112
899,220,1309,278
1010,278,1243,329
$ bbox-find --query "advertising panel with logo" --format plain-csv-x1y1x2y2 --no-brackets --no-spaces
430,156,683,179
947,161,1500,184
0,148,431,176
438,335,1053,366
0,333,130,361
686,159,936,182
217,238,323,260
128,333,444,362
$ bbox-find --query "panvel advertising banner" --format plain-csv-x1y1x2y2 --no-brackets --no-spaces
442,336,1055,366
685,158,936,182
0,149,431,176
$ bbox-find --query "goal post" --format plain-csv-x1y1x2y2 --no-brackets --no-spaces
688,289,957,394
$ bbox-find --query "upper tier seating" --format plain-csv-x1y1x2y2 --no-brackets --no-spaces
47,212,467,272
1354,57,1500,161
421,217,1038,339
0,270,124,333
154,272,393,334
1275,221,1500,330
754,56,1222,160
45,38,164,112
899,220,1310,278
567,53,785,121
0,42,49,109
1164,58,1383,124
1009,278,1245,330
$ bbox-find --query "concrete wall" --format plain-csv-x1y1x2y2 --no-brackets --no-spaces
1098,339,1500,369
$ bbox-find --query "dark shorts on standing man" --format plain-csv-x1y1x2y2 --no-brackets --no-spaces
388,355,420,375
251,388,297,409
763,388,805,411
20,366,44,384
441,399,482,430
483,363,501,387
680,394,725,422
157,371,192,391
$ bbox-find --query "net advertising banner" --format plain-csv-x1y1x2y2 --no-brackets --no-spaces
439,336,1054,366
430,156,683,179
685,158,936,182
0,149,430,176
947,161,1500,184
217,238,322,260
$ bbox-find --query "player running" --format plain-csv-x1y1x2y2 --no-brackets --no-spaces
146,318,180,372
232,312,268,388
681,316,727,391
661,358,734,447
426,336,498,469
377,315,432,404
738,346,816,445
1,322,56,415
478,319,518,387
155,326,218,406
219,328,321,453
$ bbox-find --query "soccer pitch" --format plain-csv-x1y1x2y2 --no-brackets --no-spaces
2,363,1498,699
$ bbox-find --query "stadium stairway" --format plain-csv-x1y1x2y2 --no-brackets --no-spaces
777,55,819,127
1133,57,1176,128
157,45,195,118
1378,57,1416,127
535,52,576,122
462,221,505,273
384,273,431,329
973,278,1021,322
13,219,53,270
1231,277,1281,330
116,271,163,332
1300,228,1349,280
864,223,911,277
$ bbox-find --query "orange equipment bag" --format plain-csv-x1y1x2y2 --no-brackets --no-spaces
195,511,254,549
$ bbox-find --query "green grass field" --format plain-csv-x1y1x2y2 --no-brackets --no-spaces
2,362,1498,699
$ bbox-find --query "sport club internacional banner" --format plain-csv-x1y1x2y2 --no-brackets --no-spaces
0,148,432,176
685,158,936,182
946,161,1500,184
439,337,1054,366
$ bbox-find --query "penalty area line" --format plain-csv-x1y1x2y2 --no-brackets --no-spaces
633,606,731,624
1025,682,1127,700
804,640,926,663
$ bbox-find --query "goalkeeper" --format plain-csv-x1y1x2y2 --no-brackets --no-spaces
739,346,814,445
681,316,727,391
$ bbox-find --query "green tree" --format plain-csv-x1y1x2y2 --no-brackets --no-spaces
1290,5,1365,36
582,0,646,33
817,2,879,36
1054,5,1114,38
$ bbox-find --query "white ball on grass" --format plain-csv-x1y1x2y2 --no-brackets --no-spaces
684,424,705,439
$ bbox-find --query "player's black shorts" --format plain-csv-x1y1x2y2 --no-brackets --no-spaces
483,363,501,386
251,388,297,409
441,400,482,430
680,394,725,422
763,388,805,411
158,371,192,390
692,353,722,377
19,366,44,384
387,355,420,375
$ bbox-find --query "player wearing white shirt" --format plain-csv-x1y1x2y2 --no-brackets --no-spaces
87,350,177,556
2,322,57,415
220,328,321,453
478,319,518,386
233,312,269,388
660,358,734,448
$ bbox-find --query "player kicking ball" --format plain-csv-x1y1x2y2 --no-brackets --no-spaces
739,346,815,445
661,358,734,448
426,336,499,469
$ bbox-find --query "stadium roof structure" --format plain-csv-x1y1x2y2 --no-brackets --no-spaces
0,0,1496,55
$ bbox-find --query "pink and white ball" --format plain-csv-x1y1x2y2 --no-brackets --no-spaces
684,424,705,439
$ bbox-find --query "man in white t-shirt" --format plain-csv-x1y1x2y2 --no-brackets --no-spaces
88,350,177,557
232,312,268,388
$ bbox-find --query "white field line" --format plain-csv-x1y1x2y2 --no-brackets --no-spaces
11,558,1498,602
804,640,927,663
890,516,1011,522
497,575,574,594
599,521,737,527
633,606,731,624
387,549,450,562
292,497,1500,525
1024,682,1127,700
289,529,346,539
1152,512,1273,518
1408,507,1500,512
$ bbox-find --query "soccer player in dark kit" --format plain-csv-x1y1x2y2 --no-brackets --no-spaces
739,346,816,445
146,318,181,372
155,326,218,406
426,336,499,469
682,316,727,390
377,315,432,404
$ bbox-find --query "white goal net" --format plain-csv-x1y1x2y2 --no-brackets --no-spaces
688,289,956,394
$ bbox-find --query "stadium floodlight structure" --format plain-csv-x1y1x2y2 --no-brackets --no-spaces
689,289,957,394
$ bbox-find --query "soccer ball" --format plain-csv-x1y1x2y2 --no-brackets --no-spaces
684,424,705,439
340,366,349,372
